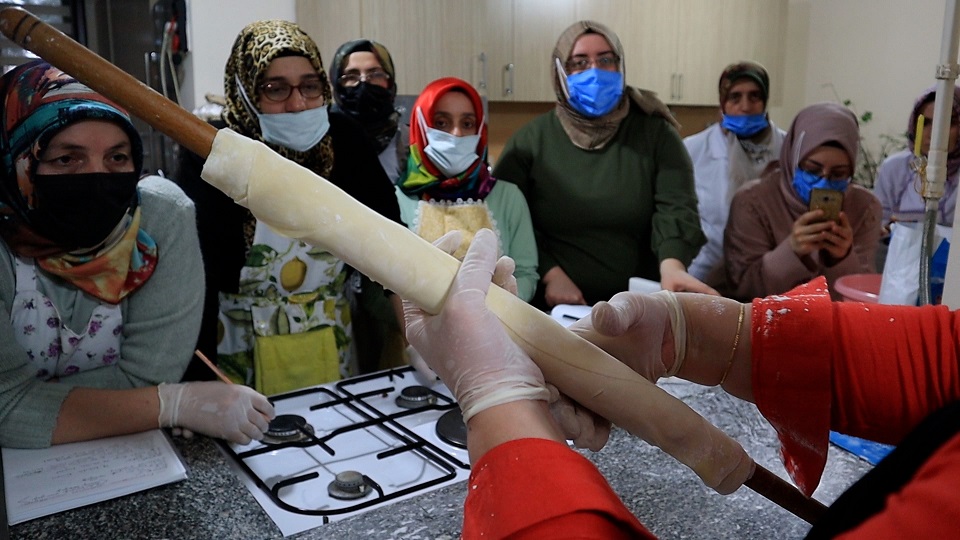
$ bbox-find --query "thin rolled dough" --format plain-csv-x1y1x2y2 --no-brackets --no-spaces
201,128,752,494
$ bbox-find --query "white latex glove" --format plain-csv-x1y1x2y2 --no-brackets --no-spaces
157,382,275,445
569,290,686,382
406,343,440,384
404,230,521,385
404,228,549,422
546,383,611,451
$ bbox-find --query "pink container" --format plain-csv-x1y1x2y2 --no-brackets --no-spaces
834,273,882,303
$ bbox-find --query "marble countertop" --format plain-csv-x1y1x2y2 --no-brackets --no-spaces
10,380,873,539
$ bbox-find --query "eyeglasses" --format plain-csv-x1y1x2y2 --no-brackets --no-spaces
338,70,390,87
564,53,619,73
799,159,852,182
259,78,325,103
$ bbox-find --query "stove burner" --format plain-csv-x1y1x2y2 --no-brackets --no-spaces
395,385,436,409
328,470,369,500
262,414,314,444
436,408,467,449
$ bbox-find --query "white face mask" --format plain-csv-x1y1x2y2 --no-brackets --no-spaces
416,107,481,177
257,106,330,152
236,75,330,152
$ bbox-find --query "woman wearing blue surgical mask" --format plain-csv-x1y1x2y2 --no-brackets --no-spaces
684,62,787,288
395,77,538,302
494,21,716,310
723,102,882,301
175,20,402,391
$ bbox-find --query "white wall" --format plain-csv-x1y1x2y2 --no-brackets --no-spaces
180,0,296,112
776,0,947,150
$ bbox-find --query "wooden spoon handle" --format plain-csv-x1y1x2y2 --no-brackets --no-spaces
0,6,216,158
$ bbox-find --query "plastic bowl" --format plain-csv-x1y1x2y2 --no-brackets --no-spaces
834,273,882,303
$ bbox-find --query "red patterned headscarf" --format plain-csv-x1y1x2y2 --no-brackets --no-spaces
0,60,143,258
0,60,156,304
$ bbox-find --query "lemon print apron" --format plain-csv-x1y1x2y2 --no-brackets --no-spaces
216,222,353,395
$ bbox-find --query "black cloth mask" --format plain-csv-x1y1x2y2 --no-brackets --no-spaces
28,171,140,250
339,82,396,123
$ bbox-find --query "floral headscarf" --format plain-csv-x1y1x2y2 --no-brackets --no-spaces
222,20,334,179
551,20,679,150
779,102,860,187
330,39,400,153
907,84,960,177
397,77,494,201
0,60,156,303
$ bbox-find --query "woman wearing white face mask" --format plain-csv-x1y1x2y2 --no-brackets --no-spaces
395,78,538,304
175,20,402,392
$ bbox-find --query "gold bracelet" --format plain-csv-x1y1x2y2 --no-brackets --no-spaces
718,303,746,386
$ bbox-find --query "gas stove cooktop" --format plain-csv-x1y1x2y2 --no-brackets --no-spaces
220,366,471,537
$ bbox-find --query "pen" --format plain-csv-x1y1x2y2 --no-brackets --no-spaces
194,349,233,385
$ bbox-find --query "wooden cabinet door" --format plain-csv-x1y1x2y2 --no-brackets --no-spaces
673,0,787,106
510,0,576,101
464,0,514,100
296,0,361,70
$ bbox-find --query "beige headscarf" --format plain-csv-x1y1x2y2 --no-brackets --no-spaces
552,20,680,150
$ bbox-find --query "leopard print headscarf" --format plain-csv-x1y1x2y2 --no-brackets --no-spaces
222,20,334,179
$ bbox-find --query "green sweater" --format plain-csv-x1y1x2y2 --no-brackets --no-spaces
396,180,539,302
0,176,203,448
493,105,705,305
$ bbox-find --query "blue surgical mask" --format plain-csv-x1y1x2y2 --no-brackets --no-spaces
721,113,769,137
564,68,624,117
416,108,481,177
257,106,330,152
792,168,850,204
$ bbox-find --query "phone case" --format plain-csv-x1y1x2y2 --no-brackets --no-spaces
809,188,843,222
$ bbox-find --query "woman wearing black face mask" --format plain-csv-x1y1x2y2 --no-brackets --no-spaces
0,60,275,448
330,39,409,185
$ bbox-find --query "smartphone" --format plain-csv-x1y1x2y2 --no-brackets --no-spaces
809,188,844,222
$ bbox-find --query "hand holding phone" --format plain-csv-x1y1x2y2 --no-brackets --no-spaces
809,188,844,223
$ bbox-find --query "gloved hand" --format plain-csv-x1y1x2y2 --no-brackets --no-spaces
405,230,521,386
569,290,686,383
157,382,275,445
404,228,549,422
546,383,611,451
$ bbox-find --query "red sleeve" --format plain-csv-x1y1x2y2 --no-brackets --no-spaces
463,438,654,540
837,434,960,539
752,277,835,496
752,276,960,496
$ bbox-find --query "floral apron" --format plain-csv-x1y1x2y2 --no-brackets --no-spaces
10,257,123,380
216,222,353,395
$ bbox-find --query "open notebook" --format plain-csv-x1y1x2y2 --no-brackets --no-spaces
2,429,187,525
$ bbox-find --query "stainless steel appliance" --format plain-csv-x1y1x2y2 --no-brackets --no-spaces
220,366,470,537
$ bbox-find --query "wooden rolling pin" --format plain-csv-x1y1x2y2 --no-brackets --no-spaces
0,7,826,524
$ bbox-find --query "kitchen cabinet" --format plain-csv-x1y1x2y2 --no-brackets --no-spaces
297,0,786,105
298,0,480,96
575,0,787,106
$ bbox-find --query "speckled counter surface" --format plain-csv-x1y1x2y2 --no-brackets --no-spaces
10,380,873,539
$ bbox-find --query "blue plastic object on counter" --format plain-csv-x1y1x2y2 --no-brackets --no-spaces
829,431,895,465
